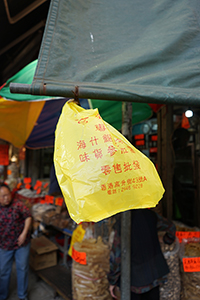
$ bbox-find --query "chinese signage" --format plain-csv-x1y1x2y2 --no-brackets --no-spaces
176,231,200,243
40,195,63,206
72,246,87,265
183,257,200,272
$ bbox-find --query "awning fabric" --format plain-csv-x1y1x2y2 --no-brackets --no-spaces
25,98,68,148
11,0,200,105
1,60,54,102
25,98,90,148
0,60,65,148
0,96,45,148
0,60,157,148
90,99,153,129
0,61,90,148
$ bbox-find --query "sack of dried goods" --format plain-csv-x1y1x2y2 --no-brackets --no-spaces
179,238,200,300
72,236,112,300
159,237,181,300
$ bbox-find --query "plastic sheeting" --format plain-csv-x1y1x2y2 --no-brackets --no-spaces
11,0,200,105
54,102,165,222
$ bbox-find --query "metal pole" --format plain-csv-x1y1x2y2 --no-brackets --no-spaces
120,102,132,300
10,82,200,106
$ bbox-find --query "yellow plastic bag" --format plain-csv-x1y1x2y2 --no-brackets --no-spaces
54,102,165,223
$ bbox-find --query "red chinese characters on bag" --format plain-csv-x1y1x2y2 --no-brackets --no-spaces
54,102,165,223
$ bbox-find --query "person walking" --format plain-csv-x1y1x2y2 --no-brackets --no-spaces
108,208,176,300
0,183,32,300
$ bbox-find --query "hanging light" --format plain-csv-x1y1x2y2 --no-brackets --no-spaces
185,108,193,118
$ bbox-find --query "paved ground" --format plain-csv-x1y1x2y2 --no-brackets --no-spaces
7,262,66,300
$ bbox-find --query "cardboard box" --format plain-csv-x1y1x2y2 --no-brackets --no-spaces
30,235,58,271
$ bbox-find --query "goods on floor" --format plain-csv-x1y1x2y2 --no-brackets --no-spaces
72,237,112,300
179,238,200,300
30,235,58,270
159,236,181,300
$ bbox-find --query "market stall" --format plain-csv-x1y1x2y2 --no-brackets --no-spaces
2,0,200,299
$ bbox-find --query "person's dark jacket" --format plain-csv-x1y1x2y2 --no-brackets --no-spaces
130,209,170,287
108,209,176,289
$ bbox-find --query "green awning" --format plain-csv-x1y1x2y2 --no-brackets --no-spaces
10,0,200,106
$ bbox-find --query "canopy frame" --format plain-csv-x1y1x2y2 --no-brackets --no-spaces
9,82,200,106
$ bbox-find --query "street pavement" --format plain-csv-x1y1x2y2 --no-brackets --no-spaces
6,262,65,300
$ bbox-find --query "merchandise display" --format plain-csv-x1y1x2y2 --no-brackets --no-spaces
175,221,200,232
9,182,196,299
15,189,45,210
72,237,112,300
32,202,73,229
179,238,200,300
48,211,72,229
159,236,181,300
32,203,57,222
